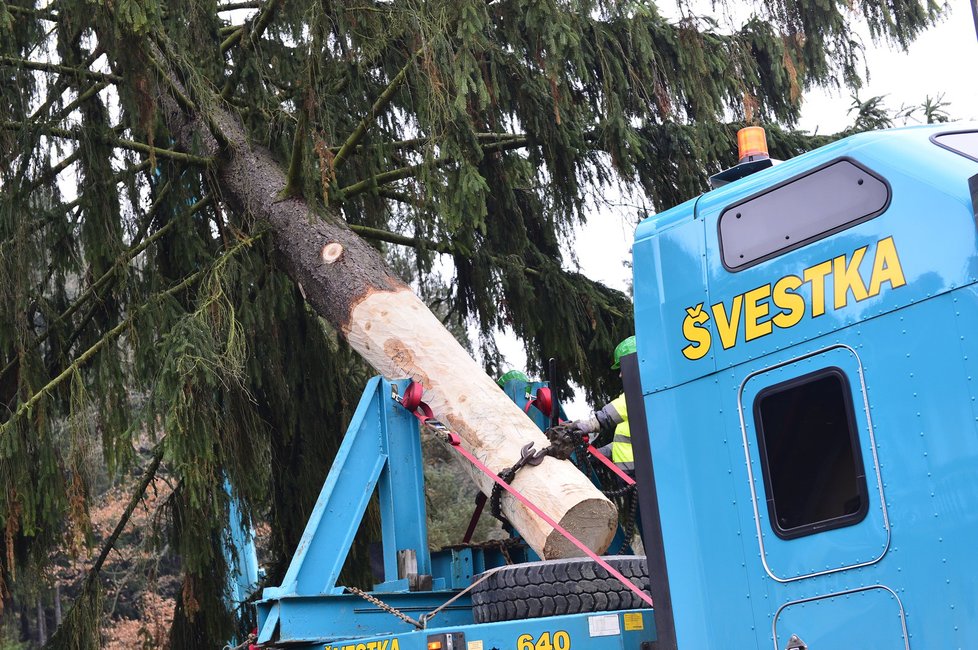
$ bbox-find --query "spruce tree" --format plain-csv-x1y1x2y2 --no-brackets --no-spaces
0,0,942,646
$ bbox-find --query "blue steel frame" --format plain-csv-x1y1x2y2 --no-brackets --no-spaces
256,374,654,647
257,377,446,643
276,609,656,650
224,478,260,635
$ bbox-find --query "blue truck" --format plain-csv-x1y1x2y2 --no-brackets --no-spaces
250,123,978,650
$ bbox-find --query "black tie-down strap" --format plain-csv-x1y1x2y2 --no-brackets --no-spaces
488,424,585,527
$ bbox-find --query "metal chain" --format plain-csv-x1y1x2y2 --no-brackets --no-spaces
616,486,639,554
345,586,423,630
346,568,504,632
604,482,636,498
417,565,504,629
488,442,551,526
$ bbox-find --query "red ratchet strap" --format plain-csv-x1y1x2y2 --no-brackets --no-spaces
462,493,488,544
397,381,651,608
587,445,636,486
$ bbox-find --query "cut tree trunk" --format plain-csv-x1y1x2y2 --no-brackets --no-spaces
154,56,617,559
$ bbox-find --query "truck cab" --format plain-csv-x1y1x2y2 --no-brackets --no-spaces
631,124,978,649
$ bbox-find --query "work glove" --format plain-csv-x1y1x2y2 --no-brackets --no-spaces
570,411,616,446
568,415,599,435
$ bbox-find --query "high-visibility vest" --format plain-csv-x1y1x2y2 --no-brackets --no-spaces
609,394,633,471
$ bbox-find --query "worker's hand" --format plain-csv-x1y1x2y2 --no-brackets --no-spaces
568,417,599,435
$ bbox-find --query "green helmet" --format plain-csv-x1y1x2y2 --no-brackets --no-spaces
611,335,637,369
496,370,529,387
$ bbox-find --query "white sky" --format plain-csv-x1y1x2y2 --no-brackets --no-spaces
495,4,978,414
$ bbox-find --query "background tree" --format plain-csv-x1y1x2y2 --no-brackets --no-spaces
0,0,942,646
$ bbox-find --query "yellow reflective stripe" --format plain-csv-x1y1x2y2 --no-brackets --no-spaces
611,421,633,463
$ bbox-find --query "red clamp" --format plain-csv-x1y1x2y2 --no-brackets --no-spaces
523,386,554,418
399,380,435,424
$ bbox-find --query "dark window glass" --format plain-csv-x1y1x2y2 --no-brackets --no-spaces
753,368,869,540
719,158,889,271
932,131,978,163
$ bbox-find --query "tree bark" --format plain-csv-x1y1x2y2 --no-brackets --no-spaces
153,56,617,559
37,596,47,646
54,583,62,626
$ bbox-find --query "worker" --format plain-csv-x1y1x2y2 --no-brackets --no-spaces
569,336,636,475
569,335,643,552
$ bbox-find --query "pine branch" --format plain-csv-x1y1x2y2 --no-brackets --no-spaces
219,0,283,100
63,196,215,351
0,277,197,433
0,233,259,435
348,224,583,286
90,446,165,574
376,189,419,205
146,37,234,151
281,111,306,198
337,137,529,200
46,444,166,648
0,55,121,84
146,53,196,113
0,189,211,386
28,47,105,123
41,81,110,126
327,132,529,154
348,224,453,254
5,5,59,21
0,122,212,165
330,49,421,172
218,1,264,10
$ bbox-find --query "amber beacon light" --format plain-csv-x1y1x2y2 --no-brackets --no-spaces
737,126,769,163
710,126,775,188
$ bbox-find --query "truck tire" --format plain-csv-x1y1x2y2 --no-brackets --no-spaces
469,556,649,623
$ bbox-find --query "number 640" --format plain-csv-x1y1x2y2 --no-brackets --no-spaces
517,631,570,650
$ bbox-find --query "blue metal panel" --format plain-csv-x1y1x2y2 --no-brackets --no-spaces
632,218,712,392
266,592,475,644
641,378,758,650
498,379,566,429
738,345,889,581
376,379,435,591
258,378,423,642
773,587,908,650
842,291,978,648
314,609,656,650
650,291,978,649
224,479,260,611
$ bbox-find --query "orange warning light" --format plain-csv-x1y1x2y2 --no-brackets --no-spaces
427,642,443,650
737,126,769,163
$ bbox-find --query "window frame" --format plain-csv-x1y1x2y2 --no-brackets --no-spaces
718,156,891,272
930,130,978,163
752,366,870,540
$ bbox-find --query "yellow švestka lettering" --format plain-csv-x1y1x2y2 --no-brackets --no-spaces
679,236,907,359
